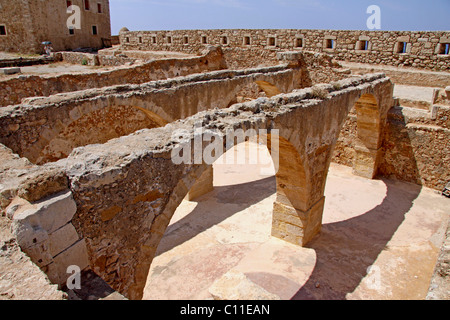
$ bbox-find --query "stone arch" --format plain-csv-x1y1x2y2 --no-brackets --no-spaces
65,75,394,300
128,162,214,300
135,131,286,297
133,129,315,298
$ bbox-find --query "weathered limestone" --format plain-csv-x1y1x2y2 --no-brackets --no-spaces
8,190,89,285
186,165,214,201
0,63,306,164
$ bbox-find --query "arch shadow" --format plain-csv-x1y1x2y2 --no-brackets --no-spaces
292,177,422,300
155,175,277,257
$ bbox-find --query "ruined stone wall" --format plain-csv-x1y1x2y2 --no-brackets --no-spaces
119,29,450,71
0,0,111,54
333,105,450,191
0,73,396,300
57,51,100,66
379,106,450,190
0,64,303,164
0,47,225,107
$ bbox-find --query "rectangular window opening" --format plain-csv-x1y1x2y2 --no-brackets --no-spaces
222,36,228,45
202,36,207,44
152,36,157,44
67,0,72,7
167,36,172,44
0,25,6,36
184,36,189,44
295,38,303,48
139,37,142,44
439,43,450,55
357,40,369,51
396,42,407,54
244,36,251,45
126,37,130,43
68,27,75,35
268,37,276,46
97,3,102,13
85,0,90,10
325,39,335,49
92,25,98,35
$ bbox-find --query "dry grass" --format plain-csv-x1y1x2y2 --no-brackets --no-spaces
310,86,329,99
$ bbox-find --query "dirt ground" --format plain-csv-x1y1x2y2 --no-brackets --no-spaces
143,142,449,300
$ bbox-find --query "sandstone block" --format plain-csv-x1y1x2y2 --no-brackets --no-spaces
272,197,325,246
186,165,214,201
48,223,80,257
13,190,77,234
46,239,89,285
18,168,69,203
353,145,382,179
12,221,49,250
1,67,21,75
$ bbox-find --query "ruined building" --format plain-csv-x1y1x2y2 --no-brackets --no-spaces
0,0,111,53
0,22,449,300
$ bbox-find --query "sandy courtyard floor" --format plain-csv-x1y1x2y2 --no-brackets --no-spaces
143,142,449,300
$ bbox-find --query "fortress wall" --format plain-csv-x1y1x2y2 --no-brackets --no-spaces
119,29,450,71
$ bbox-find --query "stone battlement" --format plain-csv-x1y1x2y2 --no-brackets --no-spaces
119,29,450,71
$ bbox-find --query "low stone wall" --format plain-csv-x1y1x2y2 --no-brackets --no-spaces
0,46,226,107
57,52,100,66
119,29,450,71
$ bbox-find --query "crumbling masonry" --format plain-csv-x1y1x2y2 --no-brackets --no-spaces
0,29,449,300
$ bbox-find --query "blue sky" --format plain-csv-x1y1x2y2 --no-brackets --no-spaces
110,0,450,35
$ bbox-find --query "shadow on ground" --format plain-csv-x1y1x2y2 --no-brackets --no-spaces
155,176,276,256
292,178,422,300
